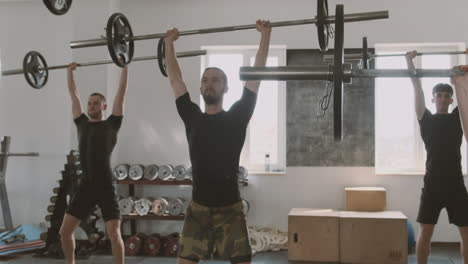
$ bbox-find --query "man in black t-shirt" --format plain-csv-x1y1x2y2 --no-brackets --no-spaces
407,51,468,264
59,63,128,264
163,20,271,264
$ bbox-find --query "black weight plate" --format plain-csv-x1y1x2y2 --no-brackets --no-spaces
43,0,72,16
362,36,369,69
316,0,329,52
157,38,168,77
106,13,134,67
23,51,48,89
333,5,344,142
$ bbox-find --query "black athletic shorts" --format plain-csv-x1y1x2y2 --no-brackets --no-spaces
66,184,120,222
417,185,468,226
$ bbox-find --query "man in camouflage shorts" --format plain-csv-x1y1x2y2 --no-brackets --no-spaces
162,19,272,264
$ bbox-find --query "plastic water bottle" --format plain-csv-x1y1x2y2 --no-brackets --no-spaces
264,154,270,171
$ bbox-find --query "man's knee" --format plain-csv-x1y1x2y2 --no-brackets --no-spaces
106,220,122,242
59,226,74,240
59,215,80,240
418,224,435,242
107,228,121,242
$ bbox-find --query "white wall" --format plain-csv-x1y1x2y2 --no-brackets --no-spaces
0,1,73,229
1,0,467,242
113,0,468,241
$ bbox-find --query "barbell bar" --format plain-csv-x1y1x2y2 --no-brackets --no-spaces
154,2,387,77
372,50,468,58
239,65,464,81
2,50,206,74
0,152,39,157
1,49,206,89
323,37,468,63
69,10,389,50
68,2,388,68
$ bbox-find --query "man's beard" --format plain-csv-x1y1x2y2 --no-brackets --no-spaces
202,92,221,105
88,111,100,119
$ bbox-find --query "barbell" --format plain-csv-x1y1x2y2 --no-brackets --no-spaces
239,4,465,141
323,37,468,67
1,49,206,89
68,1,389,67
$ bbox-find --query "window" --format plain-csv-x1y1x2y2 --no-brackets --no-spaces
375,43,467,175
201,45,286,172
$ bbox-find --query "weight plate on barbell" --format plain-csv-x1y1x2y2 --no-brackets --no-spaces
106,13,134,68
23,51,48,89
316,0,330,52
43,0,72,16
333,4,344,142
157,38,168,77
362,36,369,69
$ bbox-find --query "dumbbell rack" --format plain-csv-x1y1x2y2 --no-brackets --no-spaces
117,179,248,235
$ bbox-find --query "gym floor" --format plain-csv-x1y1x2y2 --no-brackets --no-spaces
0,244,463,264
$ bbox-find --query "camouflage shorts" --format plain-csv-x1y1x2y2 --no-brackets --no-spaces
178,200,252,263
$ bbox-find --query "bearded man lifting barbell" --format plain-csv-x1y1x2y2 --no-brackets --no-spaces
163,19,271,264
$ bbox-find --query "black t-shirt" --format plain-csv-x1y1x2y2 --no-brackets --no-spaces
176,87,257,206
74,114,123,186
419,107,464,189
